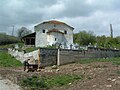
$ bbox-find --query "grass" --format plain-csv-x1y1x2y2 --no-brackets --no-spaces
76,57,120,65
20,75,48,89
20,74,83,89
24,47,38,53
46,74,82,87
0,51,22,67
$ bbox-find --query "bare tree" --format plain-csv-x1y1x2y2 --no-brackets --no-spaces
17,27,32,38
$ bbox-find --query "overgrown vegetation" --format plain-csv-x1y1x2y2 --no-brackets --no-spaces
20,75,83,90
0,52,22,67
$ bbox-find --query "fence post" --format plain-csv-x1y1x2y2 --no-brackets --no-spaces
37,48,40,70
57,49,60,66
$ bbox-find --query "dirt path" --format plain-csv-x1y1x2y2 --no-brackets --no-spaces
0,62,120,90
0,76,21,90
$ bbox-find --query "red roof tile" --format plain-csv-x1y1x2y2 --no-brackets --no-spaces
43,20,65,25
40,20,74,29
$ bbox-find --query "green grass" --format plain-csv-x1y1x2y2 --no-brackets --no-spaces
76,57,120,65
0,51,22,67
46,74,82,87
24,47,38,53
20,75,48,89
20,74,83,89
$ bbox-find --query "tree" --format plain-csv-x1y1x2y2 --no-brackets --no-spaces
0,33,20,45
17,27,32,38
96,35,106,48
74,31,96,46
96,35,120,49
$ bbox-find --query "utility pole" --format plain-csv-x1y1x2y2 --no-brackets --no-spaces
110,24,113,38
12,25,14,36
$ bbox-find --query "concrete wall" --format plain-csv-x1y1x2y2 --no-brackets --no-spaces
8,48,120,66
39,48,58,66
58,48,120,65
8,48,58,67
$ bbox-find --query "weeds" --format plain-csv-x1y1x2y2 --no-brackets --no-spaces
20,74,83,90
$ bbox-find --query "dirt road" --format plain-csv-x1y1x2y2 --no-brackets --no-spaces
0,76,21,90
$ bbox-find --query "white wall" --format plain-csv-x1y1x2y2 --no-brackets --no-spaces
8,48,38,63
34,23,74,48
47,32,64,45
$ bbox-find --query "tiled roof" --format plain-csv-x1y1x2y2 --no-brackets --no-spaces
22,32,36,38
37,20,74,29
43,20,65,25
47,29,64,34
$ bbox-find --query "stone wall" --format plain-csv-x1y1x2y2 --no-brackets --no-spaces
8,48,38,63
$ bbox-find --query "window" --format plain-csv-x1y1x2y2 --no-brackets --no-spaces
42,29,45,33
64,30,67,34
54,24,56,27
55,38,57,41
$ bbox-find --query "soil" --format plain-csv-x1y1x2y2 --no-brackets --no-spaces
0,62,120,90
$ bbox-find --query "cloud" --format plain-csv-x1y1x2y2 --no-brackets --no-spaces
61,11,120,36
0,0,120,36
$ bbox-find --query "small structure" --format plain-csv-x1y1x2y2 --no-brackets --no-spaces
22,20,74,49
22,32,36,47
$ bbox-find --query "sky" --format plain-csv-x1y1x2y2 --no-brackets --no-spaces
0,0,120,37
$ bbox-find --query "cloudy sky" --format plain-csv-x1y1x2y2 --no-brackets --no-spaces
0,0,120,37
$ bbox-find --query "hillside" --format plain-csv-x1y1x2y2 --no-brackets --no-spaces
0,51,22,67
